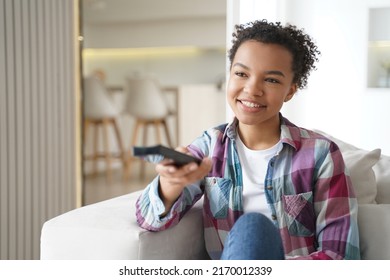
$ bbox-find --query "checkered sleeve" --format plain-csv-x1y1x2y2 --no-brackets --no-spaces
135,176,203,231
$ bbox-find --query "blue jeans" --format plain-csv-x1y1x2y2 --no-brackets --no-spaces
220,212,285,260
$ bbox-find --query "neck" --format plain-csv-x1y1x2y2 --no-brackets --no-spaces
237,118,281,150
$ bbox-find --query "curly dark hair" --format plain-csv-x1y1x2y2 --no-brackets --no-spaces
228,19,320,89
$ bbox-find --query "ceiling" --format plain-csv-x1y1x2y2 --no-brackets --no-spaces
82,0,227,25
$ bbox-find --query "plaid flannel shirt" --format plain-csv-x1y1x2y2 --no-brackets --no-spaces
135,115,360,260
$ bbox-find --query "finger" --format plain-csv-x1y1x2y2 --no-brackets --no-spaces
156,162,178,175
158,164,197,185
159,158,174,166
167,157,212,186
175,146,196,157
174,146,202,168
184,157,212,182
157,157,212,186
158,157,197,174
175,146,188,153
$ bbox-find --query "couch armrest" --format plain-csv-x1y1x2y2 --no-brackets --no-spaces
358,204,390,260
40,191,208,260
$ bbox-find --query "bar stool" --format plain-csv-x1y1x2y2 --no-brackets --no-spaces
83,75,126,180
123,75,173,179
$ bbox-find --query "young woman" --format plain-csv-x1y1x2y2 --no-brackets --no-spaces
135,20,360,260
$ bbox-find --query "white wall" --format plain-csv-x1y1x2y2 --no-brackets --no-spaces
82,0,226,49
83,17,226,49
235,0,390,155
283,0,390,155
82,0,227,88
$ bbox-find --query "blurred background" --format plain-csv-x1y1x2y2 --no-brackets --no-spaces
80,0,228,205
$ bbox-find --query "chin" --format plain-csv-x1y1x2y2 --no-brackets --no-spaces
235,116,261,126
236,114,279,127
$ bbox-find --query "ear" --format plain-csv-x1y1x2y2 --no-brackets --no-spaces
284,83,297,102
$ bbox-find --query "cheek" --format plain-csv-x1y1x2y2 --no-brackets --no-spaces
226,79,240,99
267,93,289,109
267,93,285,103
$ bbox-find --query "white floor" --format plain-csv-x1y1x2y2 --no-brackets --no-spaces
83,160,157,206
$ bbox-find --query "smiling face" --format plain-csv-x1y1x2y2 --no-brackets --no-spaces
227,40,297,131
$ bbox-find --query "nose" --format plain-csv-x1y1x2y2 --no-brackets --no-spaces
244,78,263,96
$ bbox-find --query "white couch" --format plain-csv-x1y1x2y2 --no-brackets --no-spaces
40,132,390,260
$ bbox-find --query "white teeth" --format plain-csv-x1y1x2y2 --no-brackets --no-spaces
241,100,261,108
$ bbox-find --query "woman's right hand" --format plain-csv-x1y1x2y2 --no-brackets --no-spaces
155,147,212,215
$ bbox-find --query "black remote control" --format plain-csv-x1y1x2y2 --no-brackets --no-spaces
132,145,201,167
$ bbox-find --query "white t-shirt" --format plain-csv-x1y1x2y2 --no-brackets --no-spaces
235,134,282,217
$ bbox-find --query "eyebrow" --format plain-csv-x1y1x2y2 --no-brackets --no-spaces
232,62,286,77
266,70,285,77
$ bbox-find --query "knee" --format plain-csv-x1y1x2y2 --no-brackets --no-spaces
233,213,281,242
235,212,274,231
224,213,285,260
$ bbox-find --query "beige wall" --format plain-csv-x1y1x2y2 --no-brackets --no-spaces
0,0,81,259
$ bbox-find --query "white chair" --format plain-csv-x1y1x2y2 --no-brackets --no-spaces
83,75,126,180
123,76,173,178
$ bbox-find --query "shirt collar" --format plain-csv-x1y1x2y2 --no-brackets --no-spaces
223,113,300,151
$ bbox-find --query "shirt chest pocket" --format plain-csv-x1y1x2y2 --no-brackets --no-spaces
204,177,233,219
282,191,315,237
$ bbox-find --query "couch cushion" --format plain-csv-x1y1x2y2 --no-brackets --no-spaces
342,149,381,204
373,154,390,204
312,129,381,204
358,204,390,260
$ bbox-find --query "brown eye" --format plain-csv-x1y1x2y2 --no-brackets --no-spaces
235,72,247,77
265,78,280,84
